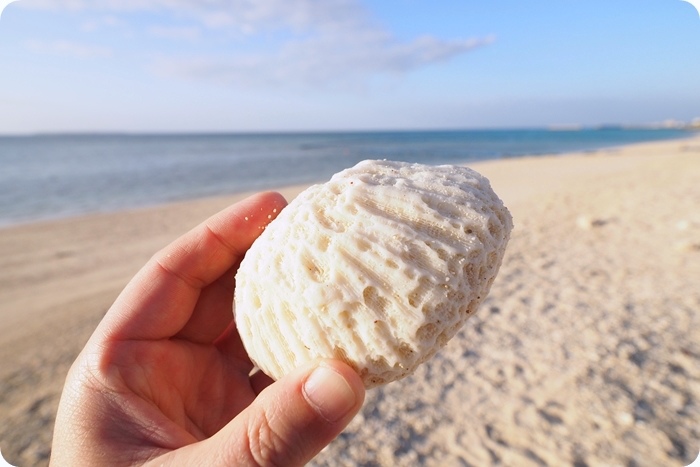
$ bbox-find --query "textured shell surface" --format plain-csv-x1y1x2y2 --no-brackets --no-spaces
234,159,513,388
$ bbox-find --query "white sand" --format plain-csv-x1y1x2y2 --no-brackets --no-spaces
1,135,699,466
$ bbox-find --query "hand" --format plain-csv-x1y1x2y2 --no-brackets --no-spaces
50,192,365,466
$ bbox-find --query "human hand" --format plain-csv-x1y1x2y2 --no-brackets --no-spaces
50,192,365,466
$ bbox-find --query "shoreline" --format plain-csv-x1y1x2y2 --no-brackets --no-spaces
1,129,696,230
1,133,699,466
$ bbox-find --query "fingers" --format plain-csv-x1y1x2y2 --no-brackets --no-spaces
173,263,239,344
98,192,287,342
150,360,365,467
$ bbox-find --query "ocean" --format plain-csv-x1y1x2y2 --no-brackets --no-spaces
0,128,691,227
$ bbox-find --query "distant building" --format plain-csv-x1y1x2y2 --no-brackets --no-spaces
660,119,686,129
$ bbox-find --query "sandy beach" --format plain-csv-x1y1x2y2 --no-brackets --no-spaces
1,135,699,466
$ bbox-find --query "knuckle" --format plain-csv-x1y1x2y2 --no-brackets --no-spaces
245,410,305,467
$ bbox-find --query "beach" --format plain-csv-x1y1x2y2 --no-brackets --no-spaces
1,135,699,466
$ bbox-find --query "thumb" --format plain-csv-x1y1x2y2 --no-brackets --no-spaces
159,360,365,466
224,359,365,466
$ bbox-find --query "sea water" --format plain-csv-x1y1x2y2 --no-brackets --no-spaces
0,128,690,227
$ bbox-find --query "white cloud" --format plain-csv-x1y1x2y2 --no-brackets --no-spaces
19,0,373,35
18,0,494,87
81,14,124,32
24,39,112,58
148,25,200,40
153,33,494,89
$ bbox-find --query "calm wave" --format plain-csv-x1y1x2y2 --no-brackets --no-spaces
0,128,690,227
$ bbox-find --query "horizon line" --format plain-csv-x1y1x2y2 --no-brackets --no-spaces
0,124,695,138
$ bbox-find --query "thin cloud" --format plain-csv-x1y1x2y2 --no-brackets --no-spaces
148,25,200,41
81,14,125,32
19,0,372,34
153,35,494,89
24,39,112,58
18,0,494,87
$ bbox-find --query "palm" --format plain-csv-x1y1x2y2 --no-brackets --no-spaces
107,337,258,442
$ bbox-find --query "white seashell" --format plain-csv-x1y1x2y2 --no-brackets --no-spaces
234,160,513,388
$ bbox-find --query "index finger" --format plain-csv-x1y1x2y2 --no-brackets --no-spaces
98,192,287,342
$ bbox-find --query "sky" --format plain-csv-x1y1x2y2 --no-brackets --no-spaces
0,0,699,134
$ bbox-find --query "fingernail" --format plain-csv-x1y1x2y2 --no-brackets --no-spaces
303,364,357,423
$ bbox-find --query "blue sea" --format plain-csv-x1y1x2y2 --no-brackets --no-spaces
0,128,691,227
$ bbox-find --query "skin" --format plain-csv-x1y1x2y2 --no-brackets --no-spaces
50,192,365,466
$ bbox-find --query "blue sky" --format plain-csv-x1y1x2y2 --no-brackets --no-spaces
0,0,699,133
